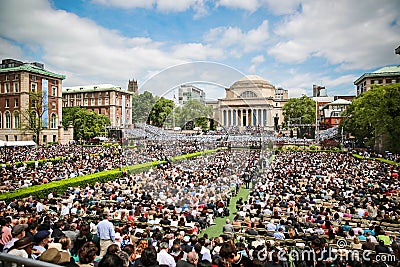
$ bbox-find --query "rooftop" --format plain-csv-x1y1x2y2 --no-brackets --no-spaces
0,64,65,79
373,65,400,74
329,98,352,105
354,65,400,84
63,84,134,94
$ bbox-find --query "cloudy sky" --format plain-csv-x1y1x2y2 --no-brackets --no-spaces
0,0,399,101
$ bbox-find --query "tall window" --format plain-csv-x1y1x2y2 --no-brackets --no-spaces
31,83,36,92
14,112,19,129
105,98,109,105
5,83,10,93
51,114,57,129
51,102,56,110
91,99,95,106
52,87,57,96
5,112,11,129
14,98,19,107
14,82,19,92
5,99,9,108
0,112,2,128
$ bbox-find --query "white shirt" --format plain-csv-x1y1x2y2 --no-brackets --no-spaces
157,249,176,267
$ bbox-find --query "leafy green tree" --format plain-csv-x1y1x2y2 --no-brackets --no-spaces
131,91,157,124
62,107,110,140
341,83,400,152
149,97,174,127
282,95,316,127
173,99,213,130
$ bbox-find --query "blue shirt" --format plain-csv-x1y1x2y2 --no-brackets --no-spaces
96,219,115,242
274,232,285,240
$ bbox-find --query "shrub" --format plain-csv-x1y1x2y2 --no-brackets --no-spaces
0,148,223,203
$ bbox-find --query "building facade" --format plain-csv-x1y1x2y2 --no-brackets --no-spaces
354,65,400,96
320,98,352,128
215,75,288,130
62,84,133,128
178,84,205,106
0,58,72,144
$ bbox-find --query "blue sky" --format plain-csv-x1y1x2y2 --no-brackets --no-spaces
1,0,399,101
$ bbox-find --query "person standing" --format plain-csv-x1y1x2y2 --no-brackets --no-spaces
96,213,115,257
222,219,235,236
157,242,176,267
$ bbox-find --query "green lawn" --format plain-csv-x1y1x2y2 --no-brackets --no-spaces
200,185,250,238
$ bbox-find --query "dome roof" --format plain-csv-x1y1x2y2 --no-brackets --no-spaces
237,75,271,84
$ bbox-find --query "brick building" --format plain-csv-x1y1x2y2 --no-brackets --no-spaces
62,84,133,128
354,65,400,96
0,58,73,144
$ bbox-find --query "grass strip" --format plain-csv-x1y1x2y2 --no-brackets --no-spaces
200,185,251,238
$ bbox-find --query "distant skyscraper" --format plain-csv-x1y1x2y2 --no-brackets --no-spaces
178,84,205,106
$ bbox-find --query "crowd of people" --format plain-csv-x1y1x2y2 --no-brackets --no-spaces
0,138,226,193
0,139,399,266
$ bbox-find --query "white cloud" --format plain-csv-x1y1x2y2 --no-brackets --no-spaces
91,0,208,17
248,55,265,73
268,41,310,63
0,38,24,60
261,0,302,15
171,43,224,60
91,0,155,9
216,0,302,14
216,0,260,12
271,68,358,98
251,55,265,64
204,20,270,55
269,0,400,70
0,0,221,88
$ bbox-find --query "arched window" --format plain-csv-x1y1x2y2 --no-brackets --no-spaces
50,113,57,129
240,91,258,98
13,112,20,129
5,112,11,129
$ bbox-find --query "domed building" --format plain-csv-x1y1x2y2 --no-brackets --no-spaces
215,75,288,130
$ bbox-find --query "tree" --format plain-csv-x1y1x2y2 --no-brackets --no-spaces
282,95,316,127
131,91,157,124
148,97,174,127
341,83,400,152
20,91,49,144
62,107,110,140
173,99,213,130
